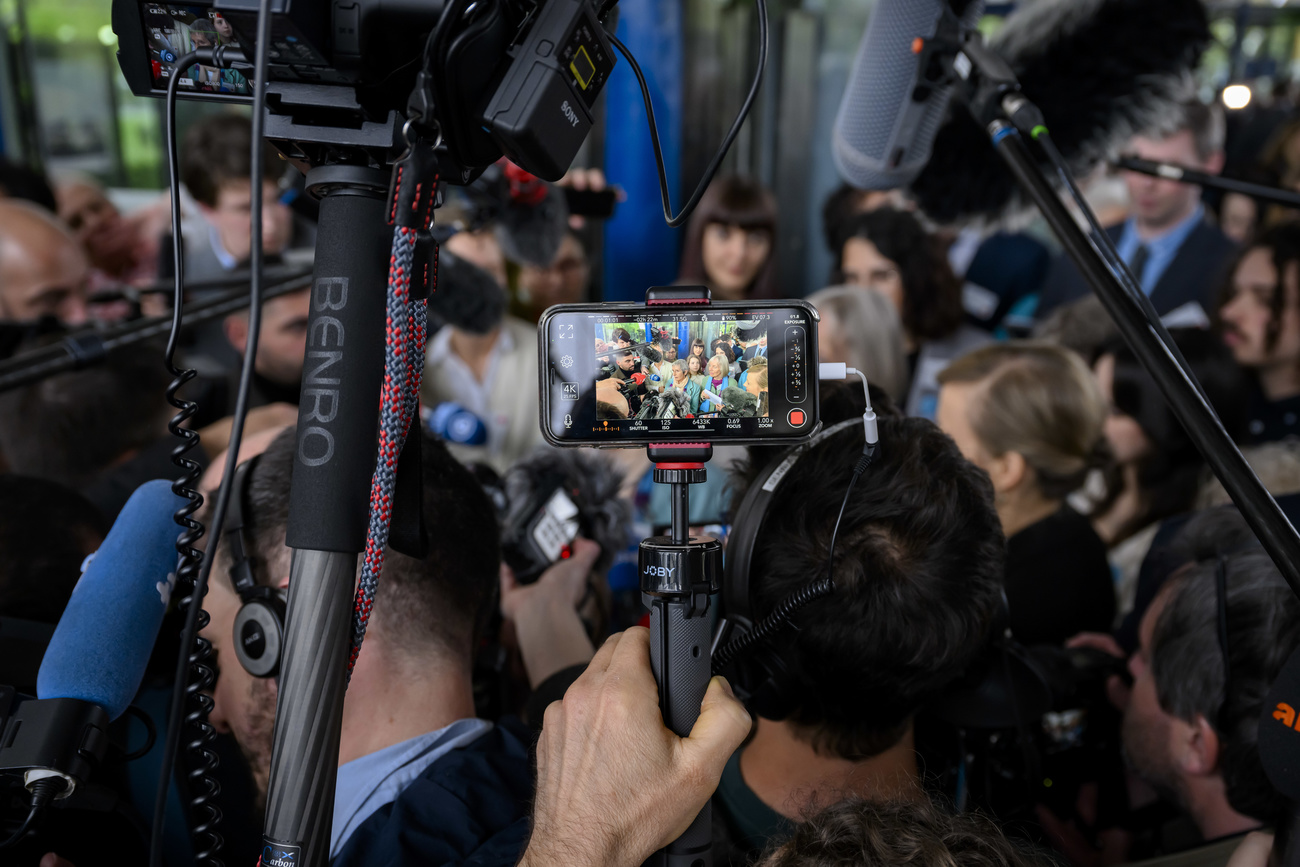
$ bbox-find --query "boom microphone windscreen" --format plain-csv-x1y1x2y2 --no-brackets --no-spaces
832,0,986,191
38,479,184,721
426,247,508,335
495,184,569,269
907,0,1210,223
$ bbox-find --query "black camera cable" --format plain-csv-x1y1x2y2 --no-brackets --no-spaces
605,0,768,227
149,4,269,864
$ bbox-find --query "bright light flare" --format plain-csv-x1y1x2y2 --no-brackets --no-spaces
1223,84,1253,110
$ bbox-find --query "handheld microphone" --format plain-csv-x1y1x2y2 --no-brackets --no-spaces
831,0,986,191
1115,156,1300,211
37,479,184,720
495,163,570,268
0,480,183,801
501,447,630,584
422,402,490,446
719,386,759,417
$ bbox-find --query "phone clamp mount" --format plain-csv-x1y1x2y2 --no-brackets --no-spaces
640,286,720,867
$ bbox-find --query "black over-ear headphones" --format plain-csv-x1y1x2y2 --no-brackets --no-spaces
224,455,286,679
715,417,868,721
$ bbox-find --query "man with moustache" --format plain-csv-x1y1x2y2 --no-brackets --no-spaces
1218,222,1300,444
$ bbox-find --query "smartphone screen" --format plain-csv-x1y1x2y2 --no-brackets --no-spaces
539,301,819,446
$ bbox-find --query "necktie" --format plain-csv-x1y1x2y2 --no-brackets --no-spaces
1128,244,1151,290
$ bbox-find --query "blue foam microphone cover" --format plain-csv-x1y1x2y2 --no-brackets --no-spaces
38,479,185,720
423,402,490,446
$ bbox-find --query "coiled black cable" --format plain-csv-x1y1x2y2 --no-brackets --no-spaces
153,47,223,867
150,30,263,867
606,0,768,228
713,450,873,673
712,576,834,673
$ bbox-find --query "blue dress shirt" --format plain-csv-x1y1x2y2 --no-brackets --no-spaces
1114,204,1205,295
330,717,493,859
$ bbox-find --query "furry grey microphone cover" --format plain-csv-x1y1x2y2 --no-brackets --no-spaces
426,247,508,335
503,447,630,575
908,0,1210,224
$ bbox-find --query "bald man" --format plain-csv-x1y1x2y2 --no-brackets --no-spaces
0,201,90,325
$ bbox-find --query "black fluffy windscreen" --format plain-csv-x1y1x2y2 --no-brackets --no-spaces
909,0,1211,224
426,247,508,335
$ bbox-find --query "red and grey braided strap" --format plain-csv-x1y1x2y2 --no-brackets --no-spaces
347,140,439,679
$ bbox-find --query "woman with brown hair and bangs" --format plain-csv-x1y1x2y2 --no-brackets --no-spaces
677,175,779,300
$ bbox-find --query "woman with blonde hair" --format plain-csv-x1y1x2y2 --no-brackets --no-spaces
808,285,908,402
936,342,1115,645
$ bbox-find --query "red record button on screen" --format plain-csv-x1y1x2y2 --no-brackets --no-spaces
787,409,807,427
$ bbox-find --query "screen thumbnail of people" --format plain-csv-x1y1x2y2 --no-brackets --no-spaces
143,6,250,95
593,319,769,422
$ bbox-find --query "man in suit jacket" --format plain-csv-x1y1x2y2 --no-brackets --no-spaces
1037,101,1236,323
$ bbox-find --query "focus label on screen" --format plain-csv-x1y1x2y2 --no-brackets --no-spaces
786,326,805,403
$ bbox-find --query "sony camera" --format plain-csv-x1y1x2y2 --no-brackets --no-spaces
111,0,618,182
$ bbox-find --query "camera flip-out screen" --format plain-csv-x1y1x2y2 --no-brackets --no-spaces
141,5,251,95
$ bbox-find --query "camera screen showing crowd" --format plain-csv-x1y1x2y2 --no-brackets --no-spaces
143,5,250,96
542,306,816,442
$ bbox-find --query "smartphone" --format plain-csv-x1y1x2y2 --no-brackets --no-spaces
539,300,820,447
562,186,619,218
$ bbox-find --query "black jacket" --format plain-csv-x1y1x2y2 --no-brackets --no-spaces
1037,220,1236,320
1005,506,1115,646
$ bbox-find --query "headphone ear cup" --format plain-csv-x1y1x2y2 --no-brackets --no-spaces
718,630,799,722
232,593,286,679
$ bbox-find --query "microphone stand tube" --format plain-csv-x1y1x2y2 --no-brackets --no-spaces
1115,156,1300,211
261,165,393,866
0,275,311,394
990,122,1300,598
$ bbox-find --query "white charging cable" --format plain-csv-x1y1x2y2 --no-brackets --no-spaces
819,362,879,447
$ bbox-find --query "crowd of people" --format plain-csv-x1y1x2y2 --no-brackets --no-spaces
0,77,1299,867
592,323,770,420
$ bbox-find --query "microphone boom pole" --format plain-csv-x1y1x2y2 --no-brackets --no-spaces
0,274,312,395
949,37,1300,599
1115,156,1300,211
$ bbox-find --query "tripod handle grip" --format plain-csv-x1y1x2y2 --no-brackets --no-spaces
647,596,714,867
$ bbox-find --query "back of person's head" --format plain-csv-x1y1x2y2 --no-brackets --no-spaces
0,341,171,488
938,342,1107,500
0,159,57,213
1151,543,1300,825
0,475,107,623
1032,296,1116,364
761,797,1056,867
181,112,283,208
1100,328,1248,524
222,428,500,660
678,174,779,299
836,208,963,342
808,285,908,402
732,383,1004,757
